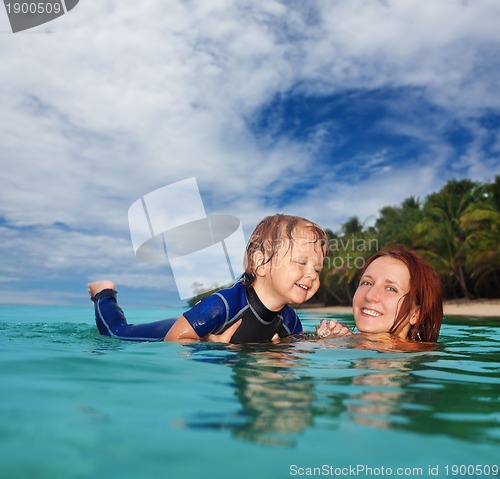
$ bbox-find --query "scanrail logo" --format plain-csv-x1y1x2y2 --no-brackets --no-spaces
3,0,79,33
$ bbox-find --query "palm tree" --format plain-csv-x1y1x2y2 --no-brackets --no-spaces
375,196,423,247
415,179,479,299
461,176,500,297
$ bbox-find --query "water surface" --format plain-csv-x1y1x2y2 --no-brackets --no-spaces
1,306,499,479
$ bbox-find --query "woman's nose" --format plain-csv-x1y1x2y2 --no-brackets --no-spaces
364,286,380,302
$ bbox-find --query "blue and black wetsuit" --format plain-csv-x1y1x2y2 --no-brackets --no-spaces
92,280,303,344
92,289,177,342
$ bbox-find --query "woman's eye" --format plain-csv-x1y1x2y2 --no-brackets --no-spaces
359,280,371,286
386,286,398,293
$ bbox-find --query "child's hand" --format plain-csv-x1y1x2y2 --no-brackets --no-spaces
204,319,242,343
316,319,352,338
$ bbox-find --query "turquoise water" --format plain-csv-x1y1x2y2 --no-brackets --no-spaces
1,306,499,479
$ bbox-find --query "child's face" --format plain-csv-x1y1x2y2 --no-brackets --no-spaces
264,229,324,307
352,256,412,335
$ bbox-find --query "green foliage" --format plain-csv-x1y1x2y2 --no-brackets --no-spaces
315,176,500,306
414,179,479,299
460,179,500,297
375,196,423,247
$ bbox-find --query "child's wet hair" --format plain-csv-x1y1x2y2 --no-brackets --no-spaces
243,214,327,285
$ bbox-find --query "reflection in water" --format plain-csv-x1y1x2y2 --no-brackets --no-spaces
347,356,423,431
319,330,500,444
318,336,439,432
231,347,315,445
179,322,500,448
182,344,318,446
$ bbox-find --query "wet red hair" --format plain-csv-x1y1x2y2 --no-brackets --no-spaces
360,245,443,342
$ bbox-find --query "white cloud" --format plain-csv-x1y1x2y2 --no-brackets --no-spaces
0,0,499,303
288,163,443,234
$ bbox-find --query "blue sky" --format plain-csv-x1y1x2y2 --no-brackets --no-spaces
1,1,499,307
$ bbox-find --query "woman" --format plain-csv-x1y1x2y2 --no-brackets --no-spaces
316,245,443,342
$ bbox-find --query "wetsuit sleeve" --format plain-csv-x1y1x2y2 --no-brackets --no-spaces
183,294,228,338
279,308,303,337
92,289,177,341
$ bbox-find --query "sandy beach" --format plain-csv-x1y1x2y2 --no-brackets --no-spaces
308,298,500,317
442,299,500,317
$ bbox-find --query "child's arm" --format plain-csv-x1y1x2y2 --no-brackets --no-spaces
164,316,202,342
204,319,242,343
166,285,242,342
165,317,243,343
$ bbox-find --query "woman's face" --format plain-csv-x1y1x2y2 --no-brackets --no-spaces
353,256,412,335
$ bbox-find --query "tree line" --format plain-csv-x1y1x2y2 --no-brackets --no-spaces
187,176,499,307
316,176,500,306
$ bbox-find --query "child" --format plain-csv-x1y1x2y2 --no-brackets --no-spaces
316,246,443,342
89,214,327,344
